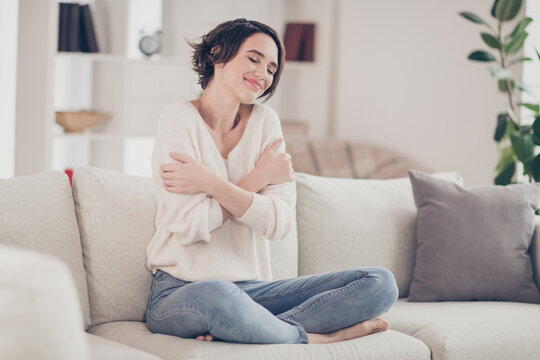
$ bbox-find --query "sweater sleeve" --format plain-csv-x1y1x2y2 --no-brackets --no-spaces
236,106,297,241
152,104,223,246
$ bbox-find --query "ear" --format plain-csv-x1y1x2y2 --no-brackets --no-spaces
210,45,224,68
210,45,221,55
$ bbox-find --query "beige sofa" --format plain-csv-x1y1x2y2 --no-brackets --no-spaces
1,142,540,360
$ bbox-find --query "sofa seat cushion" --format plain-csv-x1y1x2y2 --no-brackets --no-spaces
88,321,430,360
385,298,540,360
87,333,161,360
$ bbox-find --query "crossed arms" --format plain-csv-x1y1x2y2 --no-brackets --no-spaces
157,137,295,244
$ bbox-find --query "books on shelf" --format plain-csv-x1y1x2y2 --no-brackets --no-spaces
283,23,315,62
58,2,99,53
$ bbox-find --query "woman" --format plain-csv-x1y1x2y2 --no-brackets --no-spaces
145,18,398,344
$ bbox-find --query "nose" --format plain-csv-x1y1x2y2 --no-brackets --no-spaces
254,64,268,81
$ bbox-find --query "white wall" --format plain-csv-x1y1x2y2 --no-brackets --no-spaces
15,0,57,176
334,0,521,184
0,0,19,179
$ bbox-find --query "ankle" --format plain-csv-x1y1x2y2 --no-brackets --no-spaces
307,332,337,344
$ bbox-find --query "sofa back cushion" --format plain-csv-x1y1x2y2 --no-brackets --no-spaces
72,167,156,327
73,167,298,326
0,172,91,328
295,171,463,297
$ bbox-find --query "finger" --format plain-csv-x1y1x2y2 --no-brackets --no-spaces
161,163,173,172
161,171,173,180
163,180,181,189
169,153,195,163
270,138,283,150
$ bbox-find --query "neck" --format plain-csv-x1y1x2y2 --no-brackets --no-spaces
197,83,241,134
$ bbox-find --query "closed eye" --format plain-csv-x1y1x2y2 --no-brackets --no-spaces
249,56,275,75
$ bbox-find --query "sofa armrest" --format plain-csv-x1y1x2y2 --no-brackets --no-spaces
0,245,89,360
531,216,540,292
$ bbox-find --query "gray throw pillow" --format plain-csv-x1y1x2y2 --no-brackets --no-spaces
408,170,540,303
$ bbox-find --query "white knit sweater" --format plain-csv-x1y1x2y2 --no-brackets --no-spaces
146,99,297,282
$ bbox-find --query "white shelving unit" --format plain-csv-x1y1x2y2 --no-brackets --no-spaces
38,0,335,177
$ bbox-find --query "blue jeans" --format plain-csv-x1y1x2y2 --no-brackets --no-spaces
145,267,399,344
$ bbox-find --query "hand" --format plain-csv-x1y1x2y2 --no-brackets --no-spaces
161,153,214,194
256,138,295,186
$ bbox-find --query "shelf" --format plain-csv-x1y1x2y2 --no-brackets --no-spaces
56,52,127,63
53,132,124,141
55,52,191,67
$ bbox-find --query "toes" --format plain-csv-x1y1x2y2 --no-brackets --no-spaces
373,318,390,331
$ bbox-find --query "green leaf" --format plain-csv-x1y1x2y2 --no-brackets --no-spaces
494,114,508,142
509,57,532,65
536,48,540,62
532,154,540,181
488,67,511,79
511,132,535,162
518,125,532,135
532,116,540,144
504,31,528,55
498,79,515,92
510,17,533,37
518,102,540,113
496,146,516,172
459,11,494,30
491,0,500,18
495,162,516,185
481,33,501,49
494,0,523,22
468,50,496,62
517,83,533,94
523,158,534,176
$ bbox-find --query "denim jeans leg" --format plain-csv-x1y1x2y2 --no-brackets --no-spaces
146,273,307,344
239,267,399,334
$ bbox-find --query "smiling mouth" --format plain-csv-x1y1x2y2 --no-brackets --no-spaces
244,78,262,91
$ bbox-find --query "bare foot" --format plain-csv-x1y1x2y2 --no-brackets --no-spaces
195,333,214,342
307,318,390,344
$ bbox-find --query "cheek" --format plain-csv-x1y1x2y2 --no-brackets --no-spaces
265,78,273,90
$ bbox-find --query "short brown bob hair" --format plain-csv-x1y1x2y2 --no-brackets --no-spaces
188,18,285,102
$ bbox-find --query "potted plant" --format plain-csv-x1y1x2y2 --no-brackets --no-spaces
460,0,540,184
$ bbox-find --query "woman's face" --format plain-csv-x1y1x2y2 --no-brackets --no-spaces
215,33,279,103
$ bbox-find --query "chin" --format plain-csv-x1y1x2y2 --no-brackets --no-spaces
238,92,259,104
